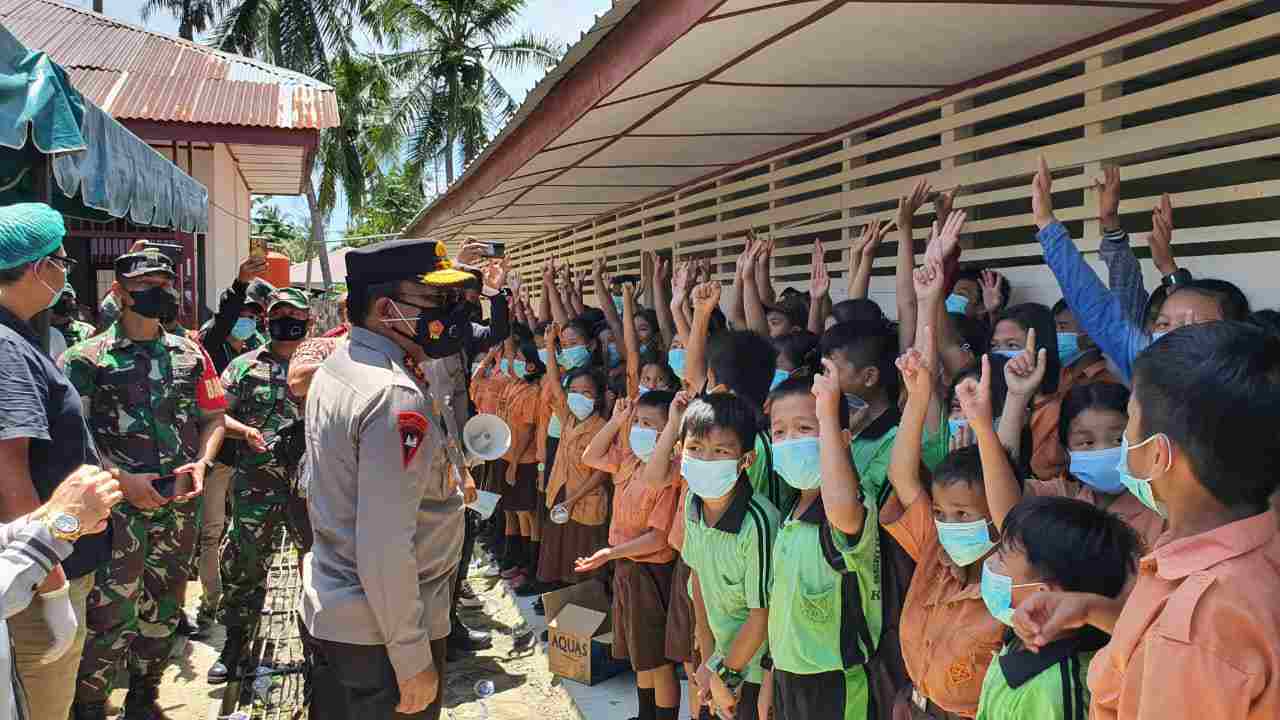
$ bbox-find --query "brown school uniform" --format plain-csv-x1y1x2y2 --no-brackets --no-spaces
537,401,608,584
882,494,1005,719
499,380,540,512
665,479,697,664
471,372,513,495
1026,474,1165,551
1056,355,1120,399
1089,512,1280,720
605,444,681,671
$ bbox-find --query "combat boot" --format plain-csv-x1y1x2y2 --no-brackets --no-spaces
121,676,172,720
207,626,247,684
70,701,108,720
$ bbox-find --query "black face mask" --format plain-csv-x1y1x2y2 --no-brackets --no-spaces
127,286,179,320
389,296,468,359
268,316,309,341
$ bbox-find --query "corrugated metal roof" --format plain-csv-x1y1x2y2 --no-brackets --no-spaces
0,0,339,130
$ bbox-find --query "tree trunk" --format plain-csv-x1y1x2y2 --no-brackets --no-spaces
92,0,103,12
179,3,193,40
304,176,333,290
444,133,455,185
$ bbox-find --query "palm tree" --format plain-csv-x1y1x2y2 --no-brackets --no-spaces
212,0,388,288
375,0,562,187
140,0,216,40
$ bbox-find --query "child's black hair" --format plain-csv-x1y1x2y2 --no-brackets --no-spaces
707,329,778,408
993,303,1061,395
952,312,990,359
1249,309,1280,337
1168,279,1250,322
1133,321,1280,512
680,392,759,455
511,322,534,344
534,319,552,338
773,331,821,376
820,322,900,404
930,444,986,490
636,308,661,339
948,355,1013,421
637,390,676,415
1051,298,1070,319
831,299,888,333
516,340,546,382
765,297,808,331
1001,496,1141,597
1057,382,1129,450
767,375,850,429
565,316,601,366
563,367,608,418
640,357,681,391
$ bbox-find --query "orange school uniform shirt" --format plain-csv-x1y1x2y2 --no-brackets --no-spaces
882,493,1005,718
543,399,608,526
604,443,680,564
1026,475,1165,551
1089,512,1280,720
469,371,512,417
1057,354,1121,398
535,375,556,465
500,380,540,465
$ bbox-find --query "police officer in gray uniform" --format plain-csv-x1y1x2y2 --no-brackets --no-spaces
299,238,476,719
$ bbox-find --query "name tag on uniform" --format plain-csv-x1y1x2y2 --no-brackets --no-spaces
398,411,429,468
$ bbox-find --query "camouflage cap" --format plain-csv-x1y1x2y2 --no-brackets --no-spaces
114,249,175,278
268,287,310,313
245,277,276,310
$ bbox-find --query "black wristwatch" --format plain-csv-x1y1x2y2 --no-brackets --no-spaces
1160,268,1192,288
760,653,773,671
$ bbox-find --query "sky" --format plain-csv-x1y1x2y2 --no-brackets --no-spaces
88,0,612,241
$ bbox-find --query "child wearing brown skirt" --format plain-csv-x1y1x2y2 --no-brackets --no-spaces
502,340,549,594
537,321,610,585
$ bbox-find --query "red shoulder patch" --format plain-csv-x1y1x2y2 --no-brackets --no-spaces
397,411,429,468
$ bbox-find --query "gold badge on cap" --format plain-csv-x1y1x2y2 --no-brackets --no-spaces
435,241,447,258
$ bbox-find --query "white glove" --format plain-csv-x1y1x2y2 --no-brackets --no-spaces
37,582,78,664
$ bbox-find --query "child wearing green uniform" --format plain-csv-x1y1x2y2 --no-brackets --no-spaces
667,392,780,720
760,368,882,720
974,496,1139,720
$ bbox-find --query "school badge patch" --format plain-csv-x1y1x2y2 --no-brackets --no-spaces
397,411,429,468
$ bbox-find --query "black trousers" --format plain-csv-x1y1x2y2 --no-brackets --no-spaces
451,510,478,626
303,624,448,720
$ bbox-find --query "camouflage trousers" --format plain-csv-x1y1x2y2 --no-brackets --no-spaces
219,489,311,631
75,499,202,703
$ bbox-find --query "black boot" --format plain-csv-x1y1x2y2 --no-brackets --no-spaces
71,701,108,720
448,614,492,653
122,676,171,720
207,626,247,684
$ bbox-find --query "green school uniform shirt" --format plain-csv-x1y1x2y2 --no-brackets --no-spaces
768,493,882,678
975,633,1101,720
849,407,948,509
681,479,781,684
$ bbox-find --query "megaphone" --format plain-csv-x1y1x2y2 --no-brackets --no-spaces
463,414,511,464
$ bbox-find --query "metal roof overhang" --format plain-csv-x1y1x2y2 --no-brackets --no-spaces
403,0,1204,245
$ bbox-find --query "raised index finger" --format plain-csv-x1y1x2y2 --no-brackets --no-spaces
1025,326,1037,355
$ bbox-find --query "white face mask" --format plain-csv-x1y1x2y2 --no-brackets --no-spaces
36,258,63,310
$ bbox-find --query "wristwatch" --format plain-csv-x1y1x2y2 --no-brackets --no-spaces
707,653,744,693
1160,268,1192,288
43,512,82,542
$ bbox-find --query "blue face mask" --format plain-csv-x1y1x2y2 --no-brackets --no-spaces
639,342,650,356
567,392,595,420
681,453,739,499
991,349,1020,360
845,393,868,412
612,296,624,315
629,426,659,463
668,348,686,376
1118,434,1168,518
606,343,622,367
935,518,995,567
1070,445,1126,494
499,359,510,373
947,417,968,439
980,558,1048,627
945,294,970,315
559,345,591,369
512,359,528,378
537,348,550,365
638,384,653,396
773,437,822,490
231,317,257,340
770,369,790,391
548,414,562,439
1057,332,1085,366
1151,330,1168,343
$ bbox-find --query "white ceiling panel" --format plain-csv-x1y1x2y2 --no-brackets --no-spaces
554,165,718,188
510,137,612,179
487,168,562,197
495,205,620,219
600,3,819,104
518,185,663,205
637,84,925,135
720,3,1150,85
551,86,687,149
587,134,797,166
708,0,823,19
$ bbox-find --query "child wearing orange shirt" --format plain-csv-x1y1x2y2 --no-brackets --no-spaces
580,390,682,720
502,340,548,594
470,346,517,573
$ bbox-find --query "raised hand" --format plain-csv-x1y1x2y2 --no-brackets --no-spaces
810,240,831,299
956,354,994,429
980,270,1004,313
543,320,561,346
669,390,693,427
860,218,890,261
812,358,843,421
928,209,968,265
612,396,635,421
672,261,692,301
913,258,946,302
1149,193,1178,276
897,179,932,230
1032,155,1056,230
1004,326,1047,399
1093,165,1121,231
691,281,722,316
934,186,961,226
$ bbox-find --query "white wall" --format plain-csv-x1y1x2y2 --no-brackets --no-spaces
191,143,250,312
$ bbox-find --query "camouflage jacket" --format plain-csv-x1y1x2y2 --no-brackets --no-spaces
221,345,301,498
60,323,227,478
55,320,96,348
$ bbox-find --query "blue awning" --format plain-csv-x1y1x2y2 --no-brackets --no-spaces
0,23,207,232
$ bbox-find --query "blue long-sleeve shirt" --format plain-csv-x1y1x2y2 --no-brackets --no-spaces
1037,221,1150,381
1097,228,1150,330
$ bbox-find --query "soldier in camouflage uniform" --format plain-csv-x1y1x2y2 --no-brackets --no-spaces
62,250,228,720
207,287,313,684
50,282,96,347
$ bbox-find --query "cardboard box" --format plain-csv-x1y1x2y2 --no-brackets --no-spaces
542,579,629,686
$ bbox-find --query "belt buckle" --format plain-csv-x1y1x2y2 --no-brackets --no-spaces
911,688,928,712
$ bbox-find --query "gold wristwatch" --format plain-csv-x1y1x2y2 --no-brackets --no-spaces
40,512,83,542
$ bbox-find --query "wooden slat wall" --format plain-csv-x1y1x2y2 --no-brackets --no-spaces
507,0,1280,317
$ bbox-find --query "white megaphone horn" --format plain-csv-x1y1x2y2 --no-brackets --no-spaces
463,414,511,464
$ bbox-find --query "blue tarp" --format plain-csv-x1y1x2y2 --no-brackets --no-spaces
0,23,207,232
